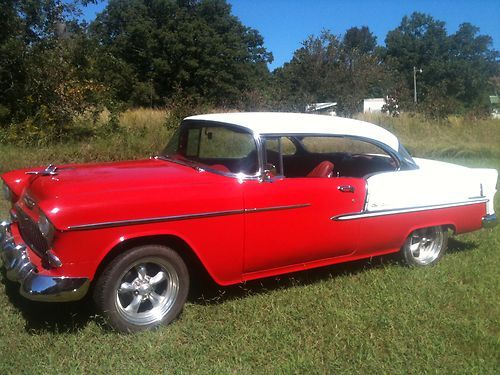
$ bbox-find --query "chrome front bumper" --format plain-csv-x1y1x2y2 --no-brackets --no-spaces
0,221,89,302
482,214,497,228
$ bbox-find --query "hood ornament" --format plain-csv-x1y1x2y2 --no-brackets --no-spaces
26,164,59,176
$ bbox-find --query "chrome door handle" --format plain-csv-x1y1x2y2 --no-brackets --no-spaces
338,185,355,193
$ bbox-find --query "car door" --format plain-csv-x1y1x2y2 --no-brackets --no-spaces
242,176,366,274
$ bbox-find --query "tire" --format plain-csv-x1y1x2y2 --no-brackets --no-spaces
93,245,189,333
400,226,448,267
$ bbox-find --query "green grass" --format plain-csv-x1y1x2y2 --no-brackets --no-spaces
0,110,499,373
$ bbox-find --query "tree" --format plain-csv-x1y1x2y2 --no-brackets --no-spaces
447,23,498,108
275,28,392,115
0,0,105,134
385,12,498,115
90,0,273,107
343,26,376,55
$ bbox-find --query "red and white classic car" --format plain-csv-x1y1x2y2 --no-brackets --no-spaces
1,112,497,332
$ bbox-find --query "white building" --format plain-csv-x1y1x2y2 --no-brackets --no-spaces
363,98,386,113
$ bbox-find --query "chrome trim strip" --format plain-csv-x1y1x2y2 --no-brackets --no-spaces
66,203,311,231
332,198,489,221
67,209,245,231
245,203,311,213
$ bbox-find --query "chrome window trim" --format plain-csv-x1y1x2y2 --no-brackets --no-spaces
331,198,489,221
163,121,411,181
65,203,311,231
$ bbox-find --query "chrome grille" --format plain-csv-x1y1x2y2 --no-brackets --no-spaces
15,206,49,255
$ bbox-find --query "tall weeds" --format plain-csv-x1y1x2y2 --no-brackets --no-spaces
1,109,498,174
358,112,500,159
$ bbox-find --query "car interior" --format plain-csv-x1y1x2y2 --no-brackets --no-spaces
174,125,398,178
260,136,397,178
201,140,397,178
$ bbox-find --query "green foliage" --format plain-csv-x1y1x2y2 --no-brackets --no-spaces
275,29,393,115
384,12,498,116
274,13,498,118
1,3,498,140
1,0,274,140
0,0,109,139
358,112,500,159
90,0,273,107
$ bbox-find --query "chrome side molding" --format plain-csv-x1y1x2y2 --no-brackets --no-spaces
66,204,311,231
332,198,489,221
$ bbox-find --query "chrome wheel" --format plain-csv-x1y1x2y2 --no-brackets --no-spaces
405,226,446,266
115,257,180,326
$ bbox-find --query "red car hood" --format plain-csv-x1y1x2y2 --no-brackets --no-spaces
27,159,210,199
20,158,242,230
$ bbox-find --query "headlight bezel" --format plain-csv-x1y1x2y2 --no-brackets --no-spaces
38,212,55,244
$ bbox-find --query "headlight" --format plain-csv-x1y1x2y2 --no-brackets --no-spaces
2,183,12,201
38,213,55,243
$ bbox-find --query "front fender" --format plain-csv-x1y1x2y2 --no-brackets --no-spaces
52,213,245,286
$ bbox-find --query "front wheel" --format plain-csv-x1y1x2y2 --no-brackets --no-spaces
400,226,448,267
93,245,189,333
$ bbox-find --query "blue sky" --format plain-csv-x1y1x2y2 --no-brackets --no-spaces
82,0,500,70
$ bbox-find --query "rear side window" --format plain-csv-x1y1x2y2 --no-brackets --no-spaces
264,136,296,156
290,136,398,178
301,136,385,155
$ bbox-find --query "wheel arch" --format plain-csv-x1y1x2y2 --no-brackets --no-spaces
401,222,456,246
92,234,215,288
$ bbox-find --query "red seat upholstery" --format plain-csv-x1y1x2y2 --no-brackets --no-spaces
307,161,334,178
210,164,231,173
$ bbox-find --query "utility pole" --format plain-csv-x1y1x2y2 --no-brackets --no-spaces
413,66,422,104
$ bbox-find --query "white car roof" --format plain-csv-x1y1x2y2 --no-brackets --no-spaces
185,112,400,152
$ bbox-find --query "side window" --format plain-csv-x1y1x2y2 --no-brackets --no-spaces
262,137,296,176
186,128,201,157
299,136,397,178
265,137,296,156
263,138,282,176
301,137,382,154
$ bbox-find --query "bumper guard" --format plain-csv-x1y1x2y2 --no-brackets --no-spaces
0,221,89,302
482,214,497,229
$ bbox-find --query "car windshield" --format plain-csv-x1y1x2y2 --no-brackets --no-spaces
161,121,259,175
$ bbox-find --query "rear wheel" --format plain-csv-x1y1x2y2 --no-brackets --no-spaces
93,245,189,333
400,226,448,267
